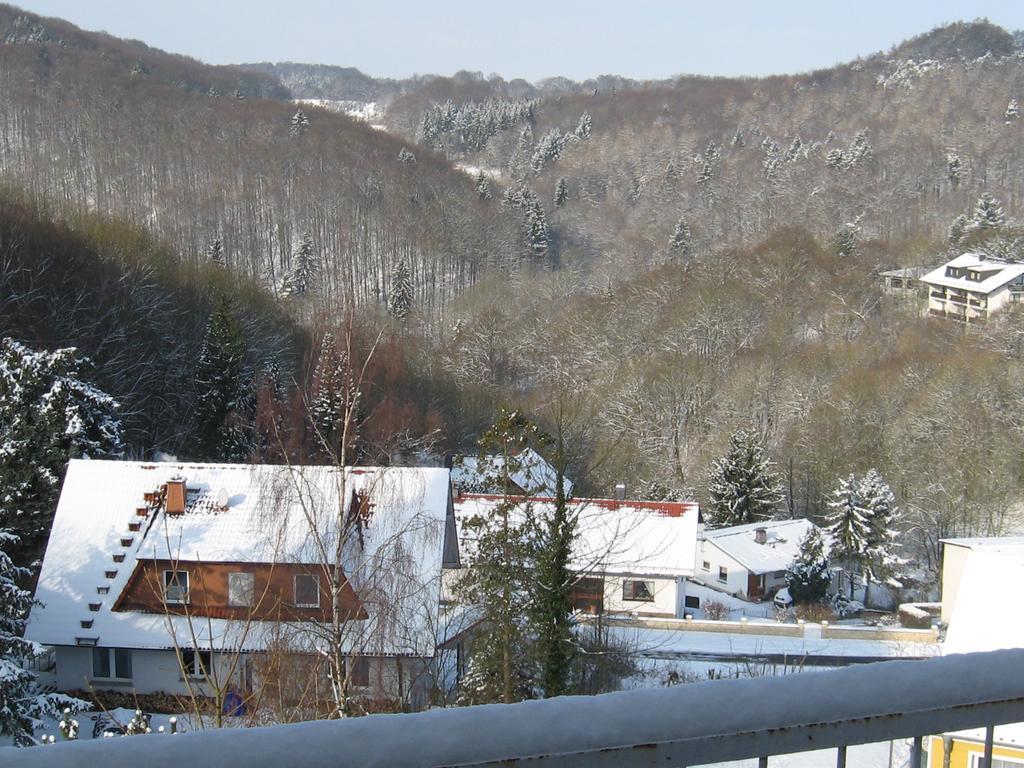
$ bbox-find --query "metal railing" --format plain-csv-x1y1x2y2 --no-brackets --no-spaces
13,649,1024,768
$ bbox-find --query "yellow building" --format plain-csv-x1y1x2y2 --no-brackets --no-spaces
927,727,1024,768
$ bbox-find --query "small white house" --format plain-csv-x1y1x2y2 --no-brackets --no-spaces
920,253,1024,324
27,460,458,709
450,448,573,498
696,519,815,601
938,536,1024,625
452,493,699,619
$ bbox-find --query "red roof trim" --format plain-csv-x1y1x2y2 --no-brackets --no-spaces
456,493,698,517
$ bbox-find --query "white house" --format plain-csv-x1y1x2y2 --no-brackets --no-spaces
452,493,699,619
696,519,815,601
27,460,459,710
879,265,930,297
450,448,573,498
920,253,1024,324
938,536,1024,625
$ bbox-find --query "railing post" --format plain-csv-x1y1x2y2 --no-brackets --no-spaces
911,735,923,768
836,745,847,768
759,755,769,768
983,725,995,768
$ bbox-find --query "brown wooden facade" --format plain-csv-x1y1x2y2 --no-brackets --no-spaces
113,559,367,622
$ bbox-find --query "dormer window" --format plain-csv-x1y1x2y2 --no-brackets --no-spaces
163,570,189,604
946,266,958,278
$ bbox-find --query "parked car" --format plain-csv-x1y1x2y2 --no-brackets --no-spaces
773,587,793,608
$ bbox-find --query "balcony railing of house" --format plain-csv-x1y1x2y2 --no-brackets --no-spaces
18,649,1024,768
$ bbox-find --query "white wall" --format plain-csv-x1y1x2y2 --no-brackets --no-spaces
602,574,680,618
697,540,751,596
55,646,435,708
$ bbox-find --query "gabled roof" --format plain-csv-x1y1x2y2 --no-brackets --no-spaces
702,519,815,575
879,266,930,279
27,460,451,656
940,535,1024,553
920,252,1024,294
453,493,699,578
451,448,573,498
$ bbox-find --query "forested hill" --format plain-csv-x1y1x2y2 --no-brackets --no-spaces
0,6,288,99
255,22,1024,291
0,4,523,331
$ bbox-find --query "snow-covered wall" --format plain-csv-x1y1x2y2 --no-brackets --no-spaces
602,575,681,618
15,650,1024,768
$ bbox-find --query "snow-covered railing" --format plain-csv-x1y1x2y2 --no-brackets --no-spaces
16,650,1024,768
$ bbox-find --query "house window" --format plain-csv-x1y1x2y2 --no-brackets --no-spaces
970,753,1024,768
701,560,711,571
685,595,700,609
622,579,655,602
348,656,370,687
92,647,132,680
228,572,255,608
294,573,320,608
163,570,189,604
718,566,728,583
179,649,212,679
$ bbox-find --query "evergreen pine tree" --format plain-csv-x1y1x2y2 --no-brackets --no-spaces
193,295,249,461
972,193,1006,230
949,214,970,249
387,261,414,321
785,526,831,605
281,233,317,298
669,216,692,258
455,410,548,704
397,147,416,163
1006,98,1019,125
308,333,360,462
531,432,575,698
0,339,122,549
946,152,962,188
289,109,310,136
705,428,783,528
831,227,858,258
0,529,85,745
574,112,592,140
475,171,493,200
207,238,224,266
554,177,568,208
825,473,871,599
730,128,745,149
857,468,902,604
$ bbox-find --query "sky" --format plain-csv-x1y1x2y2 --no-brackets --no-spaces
12,1,1024,82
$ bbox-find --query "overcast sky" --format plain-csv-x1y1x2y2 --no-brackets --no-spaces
13,1,1024,82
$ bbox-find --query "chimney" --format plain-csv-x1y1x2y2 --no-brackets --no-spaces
165,478,187,516
754,527,768,545
614,483,627,502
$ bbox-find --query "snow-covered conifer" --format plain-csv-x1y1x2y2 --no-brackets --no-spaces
280,233,317,298
0,530,86,745
387,261,414,321
289,109,310,136
972,193,1006,230
0,339,122,545
206,238,224,267
193,295,249,461
831,227,858,258
531,128,566,171
946,151,962,188
476,171,493,200
706,428,783,528
1005,98,1019,124
948,214,970,248
785,526,831,605
825,148,846,169
826,473,871,599
574,112,592,140
397,147,416,163
554,177,568,208
669,216,692,258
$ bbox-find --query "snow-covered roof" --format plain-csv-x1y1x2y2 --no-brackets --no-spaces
943,549,1024,656
450,448,573,498
879,266,930,279
940,535,1024,553
453,494,699,578
27,460,451,655
702,519,815,575
920,253,1024,294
